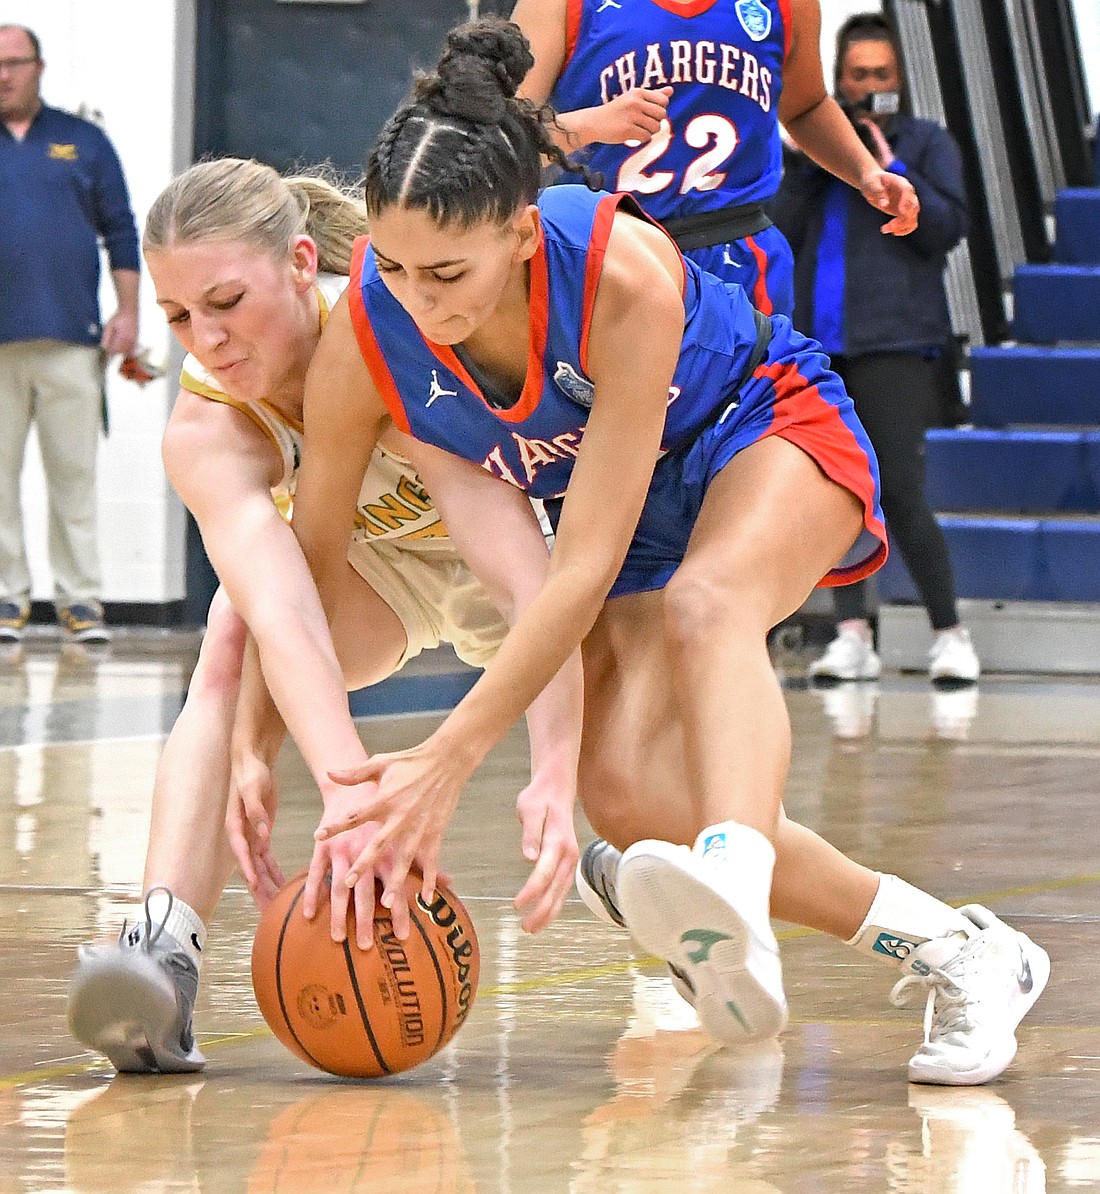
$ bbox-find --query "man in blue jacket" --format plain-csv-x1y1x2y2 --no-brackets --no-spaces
772,12,980,688
0,24,140,643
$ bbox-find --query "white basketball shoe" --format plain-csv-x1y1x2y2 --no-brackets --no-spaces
890,905,1049,1085
615,838,787,1047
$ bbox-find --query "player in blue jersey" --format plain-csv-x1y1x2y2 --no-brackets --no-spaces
512,0,918,317
257,19,1047,1083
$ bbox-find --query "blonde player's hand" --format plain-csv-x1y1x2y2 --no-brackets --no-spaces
580,85,673,146
860,166,920,236
317,740,475,916
227,751,285,907
303,821,407,950
513,771,579,933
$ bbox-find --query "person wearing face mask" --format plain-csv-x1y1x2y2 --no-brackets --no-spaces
772,13,979,687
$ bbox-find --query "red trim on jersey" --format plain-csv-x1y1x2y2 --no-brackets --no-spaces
744,235,773,316
777,0,792,61
647,0,720,15
422,222,549,425
348,236,412,435
563,0,583,67
581,192,687,374
755,358,888,586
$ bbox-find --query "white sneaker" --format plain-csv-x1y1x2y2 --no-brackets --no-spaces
68,887,205,1073
809,626,882,682
616,839,787,1047
890,905,1049,1085
929,628,980,685
575,838,627,928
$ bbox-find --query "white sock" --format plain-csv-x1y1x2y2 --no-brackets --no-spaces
142,889,206,970
693,821,776,930
846,873,971,965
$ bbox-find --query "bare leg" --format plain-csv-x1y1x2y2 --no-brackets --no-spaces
142,589,246,923
578,437,878,940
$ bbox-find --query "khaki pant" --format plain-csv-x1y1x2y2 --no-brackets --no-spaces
0,340,104,603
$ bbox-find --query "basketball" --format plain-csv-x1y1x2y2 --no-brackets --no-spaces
251,869,480,1079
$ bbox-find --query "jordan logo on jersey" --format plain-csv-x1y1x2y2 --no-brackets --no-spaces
736,0,772,41
427,369,458,407
596,0,622,10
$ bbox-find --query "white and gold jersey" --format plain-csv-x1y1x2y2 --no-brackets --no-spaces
179,274,447,546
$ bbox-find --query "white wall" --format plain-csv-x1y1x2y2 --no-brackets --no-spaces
0,0,194,605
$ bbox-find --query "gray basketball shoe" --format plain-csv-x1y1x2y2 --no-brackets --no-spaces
68,887,205,1073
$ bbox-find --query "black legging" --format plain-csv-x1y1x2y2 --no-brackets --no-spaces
831,352,959,632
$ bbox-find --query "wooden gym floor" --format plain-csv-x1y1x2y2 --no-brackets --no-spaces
1,631,1097,1192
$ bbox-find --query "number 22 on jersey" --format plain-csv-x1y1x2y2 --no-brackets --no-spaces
618,113,740,196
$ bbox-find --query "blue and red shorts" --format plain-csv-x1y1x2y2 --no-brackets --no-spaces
553,315,887,598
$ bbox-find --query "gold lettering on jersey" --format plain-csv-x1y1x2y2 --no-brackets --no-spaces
599,42,773,113
396,474,433,512
48,142,79,160
356,486,433,536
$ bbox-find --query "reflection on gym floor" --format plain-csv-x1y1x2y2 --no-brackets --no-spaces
1,635,1097,1192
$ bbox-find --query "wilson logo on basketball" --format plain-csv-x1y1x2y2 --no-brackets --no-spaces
418,889,476,1027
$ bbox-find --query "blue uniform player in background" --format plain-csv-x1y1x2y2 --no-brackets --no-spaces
513,0,918,316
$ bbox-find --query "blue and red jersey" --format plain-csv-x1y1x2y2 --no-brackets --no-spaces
350,186,763,500
349,184,886,593
549,0,791,224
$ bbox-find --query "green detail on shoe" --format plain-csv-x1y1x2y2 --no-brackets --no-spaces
726,1000,750,1031
680,929,732,963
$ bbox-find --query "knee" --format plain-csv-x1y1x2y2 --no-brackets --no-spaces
662,566,760,654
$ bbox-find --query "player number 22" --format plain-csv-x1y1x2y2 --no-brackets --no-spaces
617,113,740,196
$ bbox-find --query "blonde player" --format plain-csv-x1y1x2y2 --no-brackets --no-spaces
66,158,581,1074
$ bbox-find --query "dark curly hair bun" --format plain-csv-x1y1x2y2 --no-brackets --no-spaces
415,17,534,124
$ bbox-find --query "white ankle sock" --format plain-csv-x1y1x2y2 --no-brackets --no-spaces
846,873,971,964
142,890,206,970
693,821,776,929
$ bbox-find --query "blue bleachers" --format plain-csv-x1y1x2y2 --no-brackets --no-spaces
968,346,1100,426
881,179,1100,620
1013,265,1100,343
1055,190,1100,264
924,429,1098,512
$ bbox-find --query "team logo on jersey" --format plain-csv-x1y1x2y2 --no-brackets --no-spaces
595,0,622,10
736,0,772,42
48,142,78,160
427,369,458,408
553,361,595,408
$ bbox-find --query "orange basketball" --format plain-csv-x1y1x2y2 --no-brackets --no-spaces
251,869,480,1079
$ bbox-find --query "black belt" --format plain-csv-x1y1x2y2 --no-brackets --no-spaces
739,307,774,389
661,202,772,251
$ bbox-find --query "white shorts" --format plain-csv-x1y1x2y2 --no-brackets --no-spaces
346,536,507,671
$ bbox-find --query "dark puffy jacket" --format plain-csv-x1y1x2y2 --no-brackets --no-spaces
770,115,969,355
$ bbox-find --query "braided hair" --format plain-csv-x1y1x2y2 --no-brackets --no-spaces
365,17,595,228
